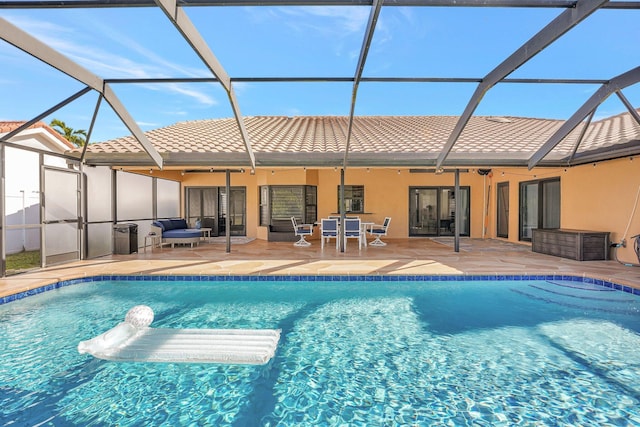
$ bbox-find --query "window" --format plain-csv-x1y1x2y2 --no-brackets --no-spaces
259,185,317,226
519,178,560,241
338,185,364,213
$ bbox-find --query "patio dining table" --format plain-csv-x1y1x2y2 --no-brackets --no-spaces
360,222,374,247
315,219,373,249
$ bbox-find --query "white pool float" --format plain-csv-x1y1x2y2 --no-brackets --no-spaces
78,305,281,365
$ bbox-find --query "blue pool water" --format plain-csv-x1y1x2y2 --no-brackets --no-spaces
1,275,640,426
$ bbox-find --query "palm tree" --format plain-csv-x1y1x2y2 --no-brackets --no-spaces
50,118,87,147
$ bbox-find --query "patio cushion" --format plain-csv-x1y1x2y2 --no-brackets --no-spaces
170,218,188,229
163,229,201,239
158,219,173,231
152,221,165,231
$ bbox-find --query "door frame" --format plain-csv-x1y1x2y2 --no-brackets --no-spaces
496,181,509,238
43,165,81,266
408,186,470,237
185,186,247,237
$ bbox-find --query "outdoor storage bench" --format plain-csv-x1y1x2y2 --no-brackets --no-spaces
150,219,201,248
532,228,610,261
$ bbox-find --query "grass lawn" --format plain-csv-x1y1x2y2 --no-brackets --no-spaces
6,250,40,274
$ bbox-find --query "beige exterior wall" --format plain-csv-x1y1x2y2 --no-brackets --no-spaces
560,157,639,263
143,155,640,262
316,168,485,240
485,157,640,261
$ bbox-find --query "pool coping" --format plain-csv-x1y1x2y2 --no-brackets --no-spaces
2,273,639,305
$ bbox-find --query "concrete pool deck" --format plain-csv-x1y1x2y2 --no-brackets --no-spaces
1,238,639,299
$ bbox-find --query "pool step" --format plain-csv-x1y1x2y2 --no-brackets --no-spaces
511,280,639,314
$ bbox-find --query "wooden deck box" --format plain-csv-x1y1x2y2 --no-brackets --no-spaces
532,229,610,261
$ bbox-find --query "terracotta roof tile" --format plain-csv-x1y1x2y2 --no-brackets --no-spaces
0,121,75,149
80,112,640,165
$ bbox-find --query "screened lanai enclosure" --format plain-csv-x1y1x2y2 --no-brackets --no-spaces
1,1,639,276
1,142,180,275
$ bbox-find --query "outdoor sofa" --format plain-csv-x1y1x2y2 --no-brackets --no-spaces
150,218,201,248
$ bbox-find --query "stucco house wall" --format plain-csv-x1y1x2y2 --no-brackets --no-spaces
143,154,639,263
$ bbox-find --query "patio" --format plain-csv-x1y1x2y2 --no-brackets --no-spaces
2,238,639,300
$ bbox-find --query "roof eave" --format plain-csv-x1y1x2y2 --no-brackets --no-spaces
564,139,640,166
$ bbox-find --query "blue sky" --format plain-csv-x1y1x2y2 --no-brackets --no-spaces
0,4,639,143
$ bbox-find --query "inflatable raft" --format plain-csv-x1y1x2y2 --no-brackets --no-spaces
78,305,281,365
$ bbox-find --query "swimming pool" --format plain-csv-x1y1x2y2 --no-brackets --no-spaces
1,275,639,426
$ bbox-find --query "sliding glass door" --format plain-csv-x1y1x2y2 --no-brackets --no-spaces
409,187,470,237
218,187,246,236
186,187,246,236
519,178,560,241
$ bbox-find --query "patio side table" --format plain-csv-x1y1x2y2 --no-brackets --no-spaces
199,227,212,242
144,233,163,252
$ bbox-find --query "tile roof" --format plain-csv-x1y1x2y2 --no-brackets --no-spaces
79,113,640,168
0,121,76,150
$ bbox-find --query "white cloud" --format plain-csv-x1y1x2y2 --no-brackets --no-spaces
162,110,189,117
277,6,369,36
136,121,160,128
3,14,219,107
274,6,398,61
231,81,251,94
164,83,217,106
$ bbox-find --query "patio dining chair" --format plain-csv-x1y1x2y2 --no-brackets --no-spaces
343,217,362,250
320,218,339,250
291,216,313,247
367,217,391,246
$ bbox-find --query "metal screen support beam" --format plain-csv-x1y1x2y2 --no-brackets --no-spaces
343,0,382,168
616,90,640,126
454,169,460,253
80,94,104,163
0,18,102,91
529,66,640,169
567,109,596,163
154,0,256,170
1,0,636,9
101,84,164,168
339,168,345,252
0,17,164,169
436,0,608,169
0,145,5,277
226,169,231,253
1,87,92,141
